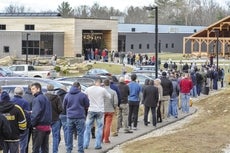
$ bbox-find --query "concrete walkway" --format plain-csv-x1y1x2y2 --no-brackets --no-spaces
58,104,198,153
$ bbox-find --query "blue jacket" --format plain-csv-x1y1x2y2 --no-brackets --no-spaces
31,91,52,127
12,95,31,127
63,86,89,119
128,81,142,102
110,82,121,105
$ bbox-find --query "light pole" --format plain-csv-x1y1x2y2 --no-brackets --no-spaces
214,29,219,70
26,33,30,64
145,6,158,78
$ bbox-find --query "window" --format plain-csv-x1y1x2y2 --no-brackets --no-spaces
166,44,168,48
131,28,135,32
25,24,35,30
0,24,6,30
139,44,142,49
131,44,134,49
3,46,9,53
147,44,150,49
171,43,174,48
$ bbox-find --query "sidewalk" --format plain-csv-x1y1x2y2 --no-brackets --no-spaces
58,106,197,153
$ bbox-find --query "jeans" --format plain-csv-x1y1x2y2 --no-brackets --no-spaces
190,85,197,97
103,112,114,142
20,128,29,153
196,83,202,96
51,120,61,153
67,118,85,153
84,111,104,149
32,129,50,153
118,104,129,131
128,101,139,128
181,93,190,113
59,114,68,149
169,98,178,117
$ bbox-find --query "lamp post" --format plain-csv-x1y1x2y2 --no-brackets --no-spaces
214,29,219,70
145,6,158,78
26,33,30,64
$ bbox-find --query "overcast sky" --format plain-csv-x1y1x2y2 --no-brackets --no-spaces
0,0,154,12
0,0,227,12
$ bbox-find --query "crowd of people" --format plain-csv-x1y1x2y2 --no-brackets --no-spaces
0,55,226,153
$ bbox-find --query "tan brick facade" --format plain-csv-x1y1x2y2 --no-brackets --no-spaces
0,16,118,57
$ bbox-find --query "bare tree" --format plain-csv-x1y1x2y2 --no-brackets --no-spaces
4,4,31,13
74,5,90,18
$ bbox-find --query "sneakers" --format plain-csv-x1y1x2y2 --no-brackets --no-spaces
132,127,137,130
95,146,102,150
124,130,133,133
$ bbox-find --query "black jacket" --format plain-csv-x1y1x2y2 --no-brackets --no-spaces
160,76,173,96
142,85,159,107
117,82,129,105
45,92,62,122
0,101,27,141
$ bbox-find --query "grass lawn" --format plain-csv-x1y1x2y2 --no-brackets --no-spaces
91,62,133,75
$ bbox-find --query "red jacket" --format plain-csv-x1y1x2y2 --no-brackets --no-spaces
179,78,193,94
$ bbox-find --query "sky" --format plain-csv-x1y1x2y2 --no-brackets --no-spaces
0,0,227,12
0,0,154,12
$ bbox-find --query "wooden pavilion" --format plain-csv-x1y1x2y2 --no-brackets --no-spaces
183,16,230,58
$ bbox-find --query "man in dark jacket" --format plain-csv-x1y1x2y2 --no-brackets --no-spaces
160,72,173,120
117,77,133,133
0,91,27,153
30,82,52,153
12,87,31,153
22,84,34,153
0,113,12,150
142,80,159,127
63,82,89,153
45,84,62,153
57,86,68,149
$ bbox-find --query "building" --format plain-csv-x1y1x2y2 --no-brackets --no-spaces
118,24,205,54
0,13,206,59
183,16,230,57
0,13,118,58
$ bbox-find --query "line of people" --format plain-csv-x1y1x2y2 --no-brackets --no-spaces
0,64,223,153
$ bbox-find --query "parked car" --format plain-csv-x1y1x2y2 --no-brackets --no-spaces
1,85,47,98
54,77,95,87
116,73,153,85
132,65,161,79
0,67,21,77
0,77,64,90
8,65,57,79
57,80,87,92
84,68,111,77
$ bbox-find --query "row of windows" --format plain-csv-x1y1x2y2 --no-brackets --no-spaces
130,43,175,50
0,24,34,30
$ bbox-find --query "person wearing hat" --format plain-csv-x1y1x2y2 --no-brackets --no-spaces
0,91,27,153
12,87,31,153
117,77,133,133
45,84,62,153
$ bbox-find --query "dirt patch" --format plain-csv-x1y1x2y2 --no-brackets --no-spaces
118,89,230,153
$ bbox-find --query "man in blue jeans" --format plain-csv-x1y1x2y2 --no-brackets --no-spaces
45,84,62,153
84,79,111,150
63,82,89,153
